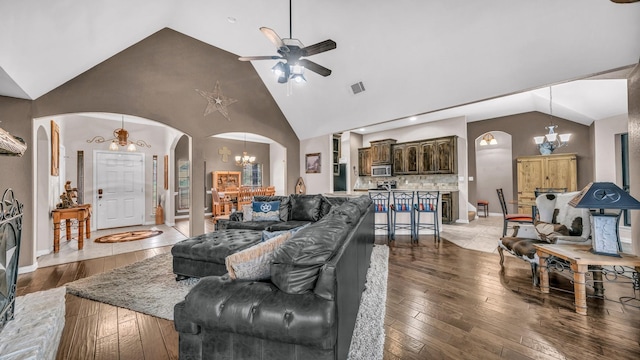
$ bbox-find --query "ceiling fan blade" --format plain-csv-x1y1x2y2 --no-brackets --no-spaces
301,39,337,57
298,59,332,77
260,27,289,53
238,55,283,61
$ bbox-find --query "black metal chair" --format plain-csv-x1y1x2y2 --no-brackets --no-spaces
369,191,392,244
390,191,415,241
413,191,440,245
496,188,534,237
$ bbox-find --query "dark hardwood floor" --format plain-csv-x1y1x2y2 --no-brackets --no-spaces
16,229,640,359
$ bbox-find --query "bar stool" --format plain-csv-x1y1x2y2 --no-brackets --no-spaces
390,191,415,241
477,200,489,217
414,191,440,245
369,191,391,244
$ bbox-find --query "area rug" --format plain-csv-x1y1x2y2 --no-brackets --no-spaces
94,229,163,243
65,245,389,359
0,287,66,360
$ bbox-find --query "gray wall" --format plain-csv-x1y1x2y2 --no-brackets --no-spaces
1,28,300,267
467,111,593,206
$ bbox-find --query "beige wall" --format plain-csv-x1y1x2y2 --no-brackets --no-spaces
1,28,300,268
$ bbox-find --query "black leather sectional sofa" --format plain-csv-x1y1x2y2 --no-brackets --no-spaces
173,194,375,360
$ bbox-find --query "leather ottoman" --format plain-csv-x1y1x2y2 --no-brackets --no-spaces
171,229,262,280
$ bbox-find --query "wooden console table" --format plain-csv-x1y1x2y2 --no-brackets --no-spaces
51,204,91,253
535,243,640,315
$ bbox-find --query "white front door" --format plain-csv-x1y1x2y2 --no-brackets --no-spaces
95,151,145,229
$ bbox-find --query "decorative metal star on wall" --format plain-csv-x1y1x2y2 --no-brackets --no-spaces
195,81,238,121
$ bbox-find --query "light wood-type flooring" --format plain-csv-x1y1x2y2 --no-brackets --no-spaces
16,221,640,359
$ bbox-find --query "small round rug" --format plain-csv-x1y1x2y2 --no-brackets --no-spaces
95,230,163,243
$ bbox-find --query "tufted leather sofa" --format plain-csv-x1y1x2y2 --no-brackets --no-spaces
217,194,334,232
174,195,374,360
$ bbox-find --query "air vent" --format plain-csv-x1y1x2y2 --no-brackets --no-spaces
350,81,366,95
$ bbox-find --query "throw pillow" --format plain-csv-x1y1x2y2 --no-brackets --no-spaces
261,223,309,242
289,194,323,222
242,204,253,222
252,201,281,221
534,221,570,243
225,231,293,280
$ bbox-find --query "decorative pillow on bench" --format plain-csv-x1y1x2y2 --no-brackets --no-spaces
534,221,570,243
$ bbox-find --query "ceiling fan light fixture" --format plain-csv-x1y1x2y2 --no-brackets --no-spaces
292,73,306,83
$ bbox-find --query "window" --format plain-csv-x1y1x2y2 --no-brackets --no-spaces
177,160,190,210
242,164,262,187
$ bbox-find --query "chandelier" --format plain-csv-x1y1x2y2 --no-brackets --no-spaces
86,115,151,152
533,87,571,155
235,134,256,166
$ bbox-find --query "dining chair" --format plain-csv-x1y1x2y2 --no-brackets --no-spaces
496,188,534,237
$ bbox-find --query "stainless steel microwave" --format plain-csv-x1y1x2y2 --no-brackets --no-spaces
371,164,392,177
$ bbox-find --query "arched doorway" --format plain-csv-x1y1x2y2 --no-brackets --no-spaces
474,131,513,215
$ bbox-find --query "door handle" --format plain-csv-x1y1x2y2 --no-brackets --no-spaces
98,188,103,199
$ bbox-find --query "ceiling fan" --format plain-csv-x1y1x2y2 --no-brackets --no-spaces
238,0,336,83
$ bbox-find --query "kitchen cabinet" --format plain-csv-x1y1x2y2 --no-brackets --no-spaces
516,153,577,215
370,139,396,165
441,192,459,224
391,142,419,175
419,136,457,174
358,147,371,176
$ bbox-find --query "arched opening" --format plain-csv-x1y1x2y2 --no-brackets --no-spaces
32,112,186,266
474,131,513,215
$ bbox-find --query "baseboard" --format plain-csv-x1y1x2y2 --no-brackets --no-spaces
19,262,39,274
36,249,51,258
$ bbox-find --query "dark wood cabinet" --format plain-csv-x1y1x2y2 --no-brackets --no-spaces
392,144,404,174
359,136,456,176
419,136,457,175
370,139,396,165
358,147,371,176
392,142,419,175
441,191,459,224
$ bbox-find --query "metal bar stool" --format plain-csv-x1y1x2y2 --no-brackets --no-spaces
390,191,415,241
369,191,391,244
414,191,440,245
477,200,489,217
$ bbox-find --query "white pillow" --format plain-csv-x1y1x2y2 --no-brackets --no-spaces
242,204,253,221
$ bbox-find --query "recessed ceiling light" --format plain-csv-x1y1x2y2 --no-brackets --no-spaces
409,116,417,121
227,17,237,23
359,128,366,132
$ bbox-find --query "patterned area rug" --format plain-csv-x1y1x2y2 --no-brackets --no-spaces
65,245,389,359
94,230,163,243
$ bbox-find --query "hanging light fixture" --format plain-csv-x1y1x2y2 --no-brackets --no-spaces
533,86,571,155
235,134,256,167
479,132,498,146
87,115,151,151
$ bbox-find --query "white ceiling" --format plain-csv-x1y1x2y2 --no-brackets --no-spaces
1,0,639,140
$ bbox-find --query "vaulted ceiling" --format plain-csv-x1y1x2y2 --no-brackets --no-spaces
1,0,639,139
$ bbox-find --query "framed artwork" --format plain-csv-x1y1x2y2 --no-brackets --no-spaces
305,153,321,173
51,120,59,176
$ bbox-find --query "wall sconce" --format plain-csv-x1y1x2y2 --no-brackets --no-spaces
479,132,497,146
